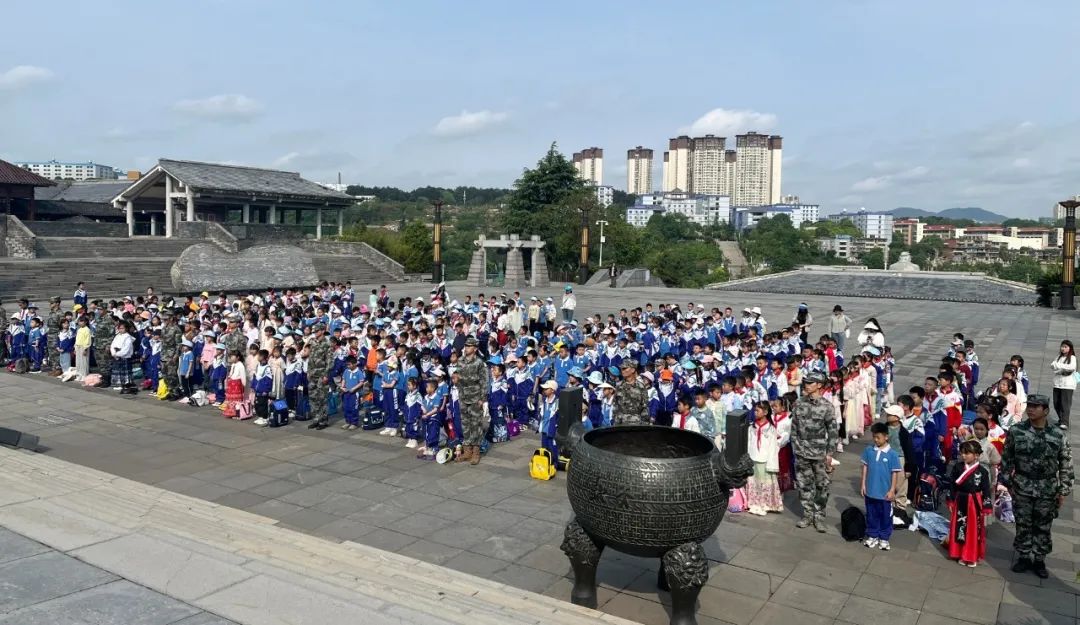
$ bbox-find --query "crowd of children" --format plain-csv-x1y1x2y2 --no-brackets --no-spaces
0,284,1059,571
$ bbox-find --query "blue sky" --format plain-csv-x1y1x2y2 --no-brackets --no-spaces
2,1,1079,217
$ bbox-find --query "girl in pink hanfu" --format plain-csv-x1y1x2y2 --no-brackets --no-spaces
843,363,865,441
746,401,783,515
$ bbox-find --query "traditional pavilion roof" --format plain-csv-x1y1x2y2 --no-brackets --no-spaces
113,158,352,205
0,159,57,187
36,180,131,202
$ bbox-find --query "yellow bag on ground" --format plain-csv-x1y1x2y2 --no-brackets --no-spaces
156,380,169,400
529,448,556,481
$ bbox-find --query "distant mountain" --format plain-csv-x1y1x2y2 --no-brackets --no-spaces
887,206,1009,223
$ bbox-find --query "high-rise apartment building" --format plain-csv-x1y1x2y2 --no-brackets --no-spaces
1054,196,1080,221
626,146,653,195
572,147,603,185
661,136,691,192
660,132,781,205
688,135,725,195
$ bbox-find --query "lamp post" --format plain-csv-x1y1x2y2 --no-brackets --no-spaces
578,206,590,284
1060,199,1079,310
432,200,444,284
595,219,609,267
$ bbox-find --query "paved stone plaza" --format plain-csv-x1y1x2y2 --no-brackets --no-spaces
0,284,1077,625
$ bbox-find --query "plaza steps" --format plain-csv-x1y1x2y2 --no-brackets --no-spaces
0,448,633,625
0,257,177,301
34,237,204,259
310,254,401,286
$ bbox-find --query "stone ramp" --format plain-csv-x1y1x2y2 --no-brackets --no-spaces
708,268,1038,305
0,447,633,625
715,241,748,279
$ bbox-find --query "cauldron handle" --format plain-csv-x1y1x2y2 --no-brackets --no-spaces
711,449,753,491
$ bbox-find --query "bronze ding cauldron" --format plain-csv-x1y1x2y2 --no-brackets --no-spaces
560,422,752,625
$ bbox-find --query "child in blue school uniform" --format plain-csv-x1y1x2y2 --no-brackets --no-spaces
446,370,463,454
208,343,227,405
538,380,560,462
28,318,46,373
251,350,274,425
340,356,366,431
487,362,509,443
283,347,303,416
420,379,441,461
178,339,195,400
403,377,423,448
57,318,75,372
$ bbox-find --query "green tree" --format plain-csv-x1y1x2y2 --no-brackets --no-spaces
647,241,727,288
741,215,824,271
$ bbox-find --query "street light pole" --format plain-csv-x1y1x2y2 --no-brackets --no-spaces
432,200,443,284
1059,199,1079,310
595,219,609,267
578,206,590,284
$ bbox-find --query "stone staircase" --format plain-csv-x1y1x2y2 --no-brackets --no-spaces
0,448,632,625
34,237,204,259
0,257,178,301
310,255,402,285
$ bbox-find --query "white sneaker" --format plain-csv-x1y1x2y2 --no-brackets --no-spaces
878,540,891,551
378,427,394,436
863,537,879,548
253,418,268,426
830,457,841,467
405,439,418,449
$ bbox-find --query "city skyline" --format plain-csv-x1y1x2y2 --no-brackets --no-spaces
2,1,1079,218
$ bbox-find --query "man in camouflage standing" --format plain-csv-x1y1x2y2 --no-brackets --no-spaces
307,323,333,431
160,310,182,395
223,316,246,357
45,297,63,375
1002,394,1074,578
613,361,650,425
791,371,837,532
456,337,489,465
94,303,117,387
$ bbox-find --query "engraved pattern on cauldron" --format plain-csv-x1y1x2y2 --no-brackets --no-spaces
566,450,726,547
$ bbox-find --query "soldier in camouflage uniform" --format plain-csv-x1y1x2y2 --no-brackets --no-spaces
223,317,246,357
307,324,333,430
1001,394,1074,578
456,337,489,465
45,297,63,374
94,304,117,387
613,361,650,425
160,311,182,394
790,371,837,532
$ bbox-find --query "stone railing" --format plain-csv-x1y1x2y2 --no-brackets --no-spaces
22,221,127,237
175,221,239,253
298,240,405,281
227,224,307,247
4,216,37,259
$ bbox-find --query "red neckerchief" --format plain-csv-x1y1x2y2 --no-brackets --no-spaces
774,411,789,423
676,411,690,429
955,462,979,485
754,419,768,447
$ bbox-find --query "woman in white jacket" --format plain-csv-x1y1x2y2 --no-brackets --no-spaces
1050,339,1076,430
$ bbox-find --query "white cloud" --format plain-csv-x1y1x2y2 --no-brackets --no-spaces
684,108,777,137
1012,157,1032,168
172,94,263,122
851,165,928,192
272,151,301,168
432,109,509,138
0,65,54,91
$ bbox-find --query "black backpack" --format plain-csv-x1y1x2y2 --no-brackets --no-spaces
841,506,866,541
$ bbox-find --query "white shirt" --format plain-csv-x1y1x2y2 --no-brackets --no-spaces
110,333,135,359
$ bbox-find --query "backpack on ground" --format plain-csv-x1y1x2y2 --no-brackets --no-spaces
915,470,941,512
530,448,556,481
841,506,866,541
155,379,170,400
12,358,28,374
269,401,290,428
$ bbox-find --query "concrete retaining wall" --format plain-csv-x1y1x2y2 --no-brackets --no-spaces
22,221,127,238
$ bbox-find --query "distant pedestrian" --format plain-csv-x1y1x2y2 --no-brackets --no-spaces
561,285,576,324
1049,340,1076,430
793,304,813,344
828,305,851,352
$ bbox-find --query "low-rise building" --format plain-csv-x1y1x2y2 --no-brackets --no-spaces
625,191,729,227
595,184,614,208
15,160,118,181
732,202,819,231
893,218,925,246
828,208,894,243
817,235,854,259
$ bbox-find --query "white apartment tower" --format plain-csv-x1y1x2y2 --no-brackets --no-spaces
626,146,653,195
689,135,725,195
733,132,782,206
661,136,691,192
721,150,737,197
573,147,604,186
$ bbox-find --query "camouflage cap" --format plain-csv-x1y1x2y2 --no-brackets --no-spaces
464,337,479,347
313,323,327,332
803,371,828,385
49,296,61,304
1027,393,1050,407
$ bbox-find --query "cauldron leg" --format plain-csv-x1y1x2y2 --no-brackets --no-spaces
661,542,708,625
560,518,604,609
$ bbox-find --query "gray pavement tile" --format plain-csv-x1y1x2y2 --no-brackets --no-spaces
312,494,374,517
421,499,486,522
0,580,201,625
385,512,453,539
838,595,920,625
247,478,306,499
171,614,242,625
706,563,777,600
244,498,304,519
1001,582,1076,617
396,539,464,565
318,458,372,475
865,554,938,582
787,559,862,593
994,602,1075,625
182,482,240,503
913,613,980,625
383,491,447,514
426,524,495,549
211,491,270,510
921,588,999,624
491,563,559,594
596,559,650,592
696,586,767,625
310,517,377,542
0,527,49,565
440,551,509,578
518,543,572,576
253,462,309,479
276,508,342,532
769,579,847,618
728,547,800,578
317,475,374,495
749,602,832,625
599,593,674,625
501,517,566,543
277,485,337,507
468,534,538,562
0,551,117,613
352,528,417,552
852,572,930,608
197,574,394,625
288,468,339,487
345,501,409,527
351,481,406,503
214,472,277,491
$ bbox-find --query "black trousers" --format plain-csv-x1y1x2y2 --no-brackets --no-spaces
255,394,269,419
1053,388,1073,428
